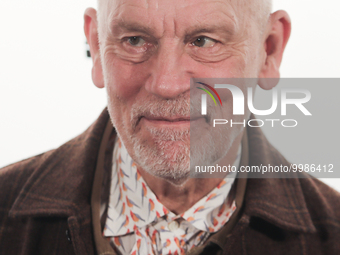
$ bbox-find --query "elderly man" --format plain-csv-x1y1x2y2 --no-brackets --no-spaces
1,0,340,254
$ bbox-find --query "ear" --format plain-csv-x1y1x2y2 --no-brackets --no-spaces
258,10,291,90
84,8,104,89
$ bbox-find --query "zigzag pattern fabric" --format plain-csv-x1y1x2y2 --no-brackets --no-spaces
104,137,241,255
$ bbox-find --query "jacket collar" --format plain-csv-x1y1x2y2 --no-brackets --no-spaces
9,108,112,218
9,109,316,233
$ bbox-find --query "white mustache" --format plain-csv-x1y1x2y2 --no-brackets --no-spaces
130,94,213,129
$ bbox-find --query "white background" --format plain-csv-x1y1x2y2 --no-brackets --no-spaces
0,1,339,190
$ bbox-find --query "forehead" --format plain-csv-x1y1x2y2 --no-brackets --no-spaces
99,0,248,35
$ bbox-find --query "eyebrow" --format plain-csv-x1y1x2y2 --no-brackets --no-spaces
110,20,236,40
184,24,236,41
111,20,154,37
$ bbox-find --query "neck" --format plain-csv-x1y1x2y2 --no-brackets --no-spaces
138,131,243,215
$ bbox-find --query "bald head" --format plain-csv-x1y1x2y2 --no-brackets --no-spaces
96,0,272,34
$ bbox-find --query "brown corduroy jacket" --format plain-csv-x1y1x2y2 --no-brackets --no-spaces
1,108,340,255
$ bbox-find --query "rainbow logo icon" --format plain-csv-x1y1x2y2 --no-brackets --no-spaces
196,82,222,106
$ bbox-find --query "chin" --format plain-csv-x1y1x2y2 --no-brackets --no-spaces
131,132,191,180
150,168,191,186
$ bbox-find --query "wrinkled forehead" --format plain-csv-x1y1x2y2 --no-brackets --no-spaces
98,0,244,11
97,0,271,35
97,0,271,15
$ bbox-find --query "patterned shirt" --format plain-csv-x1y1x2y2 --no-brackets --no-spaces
103,137,241,255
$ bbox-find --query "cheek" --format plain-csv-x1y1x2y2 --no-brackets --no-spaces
103,53,150,99
189,56,248,78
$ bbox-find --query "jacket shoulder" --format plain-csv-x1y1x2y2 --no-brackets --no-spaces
300,176,340,227
0,150,55,208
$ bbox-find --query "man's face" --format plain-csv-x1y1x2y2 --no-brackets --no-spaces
97,0,265,183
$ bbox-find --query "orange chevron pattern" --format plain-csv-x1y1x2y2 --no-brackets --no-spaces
194,206,205,214
114,237,121,247
126,197,133,207
174,237,180,247
122,182,127,191
217,180,227,189
121,203,126,214
122,215,129,227
136,239,141,249
164,239,171,247
130,211,141,222
218,203,226,217
136,169,141,180
187,217,195,222
213,218,218,227
142,182,148,196
151,230,157,245
149,199,155,211
206,193,217,201
104,137,240,255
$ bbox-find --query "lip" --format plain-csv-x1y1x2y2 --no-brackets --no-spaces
145,116,190,121
140,116,204,128
143,116,202,121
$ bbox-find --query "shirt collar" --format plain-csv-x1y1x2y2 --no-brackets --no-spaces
104,136,242,237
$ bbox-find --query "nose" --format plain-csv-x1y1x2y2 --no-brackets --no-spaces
144,40,191,99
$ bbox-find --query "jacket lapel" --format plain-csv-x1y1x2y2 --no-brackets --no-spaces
8,108,113,255
243,123,316,234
